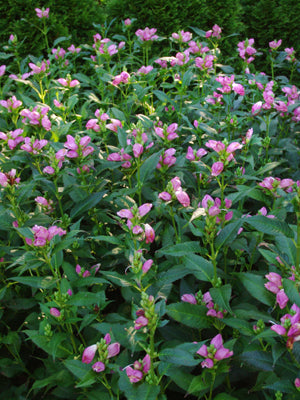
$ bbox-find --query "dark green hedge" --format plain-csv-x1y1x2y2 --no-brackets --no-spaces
104,0,244,60
0,0,105,57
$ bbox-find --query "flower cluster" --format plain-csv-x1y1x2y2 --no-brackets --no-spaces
25,225,66,247
135,27,158,42
157,148,176,170
258,177,295,196
117,203,155,243
237,38,257,64
154,122,179,142
159,176,190,207
35,7,49,18
82,333,120,372
0,129,24,150
197,334,233,368
63,135,94,159
0,95,22,112
182,290,227,319
265,272,289,309
125,354,150,383
20,105,52,131
0,169,20,187
271,303,300,349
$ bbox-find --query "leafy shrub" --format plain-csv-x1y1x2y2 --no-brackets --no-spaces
104,0,244,59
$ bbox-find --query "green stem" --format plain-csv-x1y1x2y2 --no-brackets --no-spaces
170,206,180,243
208,370,216,400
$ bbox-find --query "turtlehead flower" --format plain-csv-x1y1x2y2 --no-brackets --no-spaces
126,354,151,383
197,334,233,368
50,307,61,317
35,7,49,18
135,27,158,41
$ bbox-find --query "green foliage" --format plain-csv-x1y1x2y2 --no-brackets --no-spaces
104,0,243,59
0,0,105,58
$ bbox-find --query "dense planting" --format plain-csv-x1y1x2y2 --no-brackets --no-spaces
1,8,300,400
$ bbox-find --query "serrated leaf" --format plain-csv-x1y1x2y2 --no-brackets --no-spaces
157,241,202,257
64,359,91,379
238,273,274,306
239,350,274,371
70,191,106,219
166,303,210,329
139,151,162,183
53,36,72,47
159,347,199,367
101,271,132,287
153,90,175,106
282,279,300,308
209,284,233,314
245,215,293,238
9,276,57,289
184,253,214,282
215,219,243,250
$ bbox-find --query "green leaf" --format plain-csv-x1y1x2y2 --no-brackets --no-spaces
118,373,160,400
153,90,175,106
70,191,106,219
187,375,210,394
166,303,210,329
214,394,238,400
68,292,104,307
64,359,91,379
257,162,282,176
90,235,123,245
139,151,162,183
157,241,202,257
245,215,294,238
159,347,199,367
238,273,274,306
32,370,70,390
111,107,126,121
75,370,96,388
209,284,233,314
282,279,300,308
215,219,243,250
101,271,132,287
53,35,72,47
9,276,57,289
239,350,274,371
184,253,214,282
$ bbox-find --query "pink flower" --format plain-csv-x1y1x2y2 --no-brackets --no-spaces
175,189,190,207
92,361,105,372
133,143,143,158
142,259,153,274
252,101,263,115
107,342,120,358
138,203,152,217
50,307,61,317
126,367,143,383
0,65,6,77
269,39,282,50
135,27,158,41
211,161,224,176
295,378,300,389
134,316,149,330
137,65,153,75
144,224,155,243
158,192,172,202
82,344,97,364
124,18,132,26
181,294,197,304
276,289,289,309
35,7,49,18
